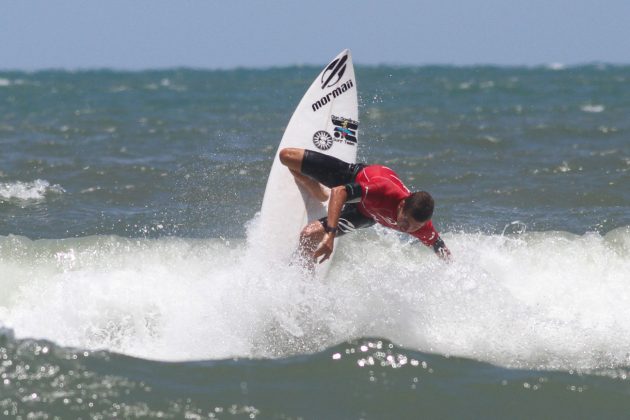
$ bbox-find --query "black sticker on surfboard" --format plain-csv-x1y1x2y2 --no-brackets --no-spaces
331,115,358,144
312,131,333,150
321,55,348,89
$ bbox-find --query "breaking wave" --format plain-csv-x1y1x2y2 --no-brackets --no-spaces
1,221,629,370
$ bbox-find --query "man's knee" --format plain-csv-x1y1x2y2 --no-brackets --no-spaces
279,148,304,170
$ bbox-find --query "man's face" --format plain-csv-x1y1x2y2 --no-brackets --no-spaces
396,202,427,233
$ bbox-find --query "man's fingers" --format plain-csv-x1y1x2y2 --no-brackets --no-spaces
313,247,324,258
313,246,331,264
318,252,330,264
438,247,452,262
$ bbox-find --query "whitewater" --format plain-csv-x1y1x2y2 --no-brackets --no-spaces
2,217,628,370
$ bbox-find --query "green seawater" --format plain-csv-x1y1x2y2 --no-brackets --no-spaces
1,65,629,418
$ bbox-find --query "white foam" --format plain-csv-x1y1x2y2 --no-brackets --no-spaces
0,78,11,87
581,104,605,113
0,179,65,201
1,223,629,370
547,63,565,71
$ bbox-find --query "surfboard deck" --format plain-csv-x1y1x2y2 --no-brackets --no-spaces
258,49,359,272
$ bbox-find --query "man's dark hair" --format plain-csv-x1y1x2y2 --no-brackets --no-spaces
403,191,434,222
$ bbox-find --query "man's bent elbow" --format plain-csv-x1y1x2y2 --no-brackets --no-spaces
330,186,348,201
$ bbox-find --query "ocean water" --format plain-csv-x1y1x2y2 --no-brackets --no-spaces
1,65,629,418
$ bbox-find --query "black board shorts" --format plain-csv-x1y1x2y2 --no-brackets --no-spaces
300,150,375,236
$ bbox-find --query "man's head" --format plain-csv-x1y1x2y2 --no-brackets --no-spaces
396,191,434,232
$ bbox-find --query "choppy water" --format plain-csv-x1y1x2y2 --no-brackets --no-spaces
1,65,629,418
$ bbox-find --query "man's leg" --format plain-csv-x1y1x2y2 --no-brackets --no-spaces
279,148,329,202
279,148,368,267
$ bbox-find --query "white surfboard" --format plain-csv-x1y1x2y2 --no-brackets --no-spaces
258,49,359,269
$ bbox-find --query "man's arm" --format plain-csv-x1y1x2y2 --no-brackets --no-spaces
412,220,451,261
313,186,347,264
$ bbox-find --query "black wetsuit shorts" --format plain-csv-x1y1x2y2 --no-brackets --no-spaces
300,150,376,236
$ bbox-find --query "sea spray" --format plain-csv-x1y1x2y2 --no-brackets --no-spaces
2,226,629,370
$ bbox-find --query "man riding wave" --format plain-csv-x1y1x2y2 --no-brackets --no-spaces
279,148,451,264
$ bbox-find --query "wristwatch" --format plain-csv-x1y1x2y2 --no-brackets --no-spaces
325,224,338,234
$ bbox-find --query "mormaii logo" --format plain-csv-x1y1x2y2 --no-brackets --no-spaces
311,79,354,112
321,55,348,89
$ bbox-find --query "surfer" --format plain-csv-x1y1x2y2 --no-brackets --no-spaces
279,148,451,264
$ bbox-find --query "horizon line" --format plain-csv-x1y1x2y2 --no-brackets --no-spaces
1,60,629,73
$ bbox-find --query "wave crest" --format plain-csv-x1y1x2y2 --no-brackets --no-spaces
0,226,629,370
0,179,65,201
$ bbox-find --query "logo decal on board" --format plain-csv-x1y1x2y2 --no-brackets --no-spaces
331,115,358,144
311,79,354,112
321,55,348,89
312,131,333,150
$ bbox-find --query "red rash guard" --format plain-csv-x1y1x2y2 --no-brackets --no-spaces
354,165,439,247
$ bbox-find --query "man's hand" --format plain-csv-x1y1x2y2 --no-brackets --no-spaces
432,237,452,262
313,233,335,264
437,245,452,262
